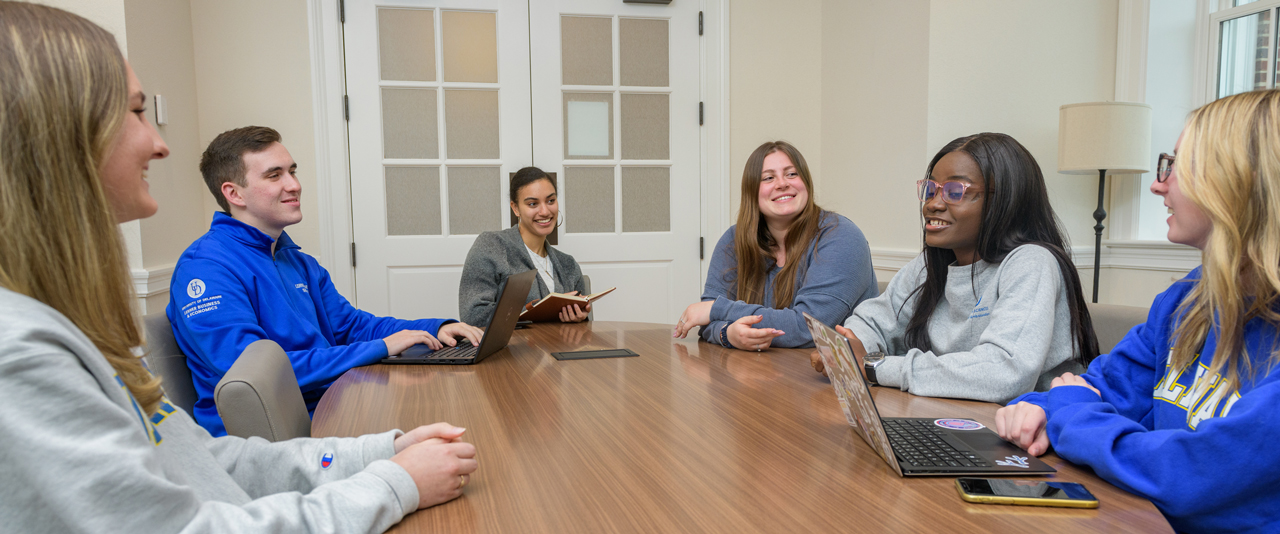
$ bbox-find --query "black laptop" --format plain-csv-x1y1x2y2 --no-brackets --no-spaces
803,312,1055,476
381,270,535,365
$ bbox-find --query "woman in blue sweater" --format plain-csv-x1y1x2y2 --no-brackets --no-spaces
673,141,877,349
996,90,1280,532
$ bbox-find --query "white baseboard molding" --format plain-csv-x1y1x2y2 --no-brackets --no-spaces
131,263,175,298
869,240,1200,274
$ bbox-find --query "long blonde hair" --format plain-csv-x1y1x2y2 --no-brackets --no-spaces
0,3,163,414
731,141,829,308
1171,89,1280,396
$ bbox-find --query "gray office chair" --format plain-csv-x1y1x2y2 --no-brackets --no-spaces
1087,302,1148,354
142,312,198,414
215,339,311,442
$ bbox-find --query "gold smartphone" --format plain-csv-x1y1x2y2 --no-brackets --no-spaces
955,478,1099,509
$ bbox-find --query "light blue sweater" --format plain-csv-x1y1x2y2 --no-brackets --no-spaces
699,212,877,348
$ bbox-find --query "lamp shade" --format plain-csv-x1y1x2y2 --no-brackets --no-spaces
1057,101,1152,175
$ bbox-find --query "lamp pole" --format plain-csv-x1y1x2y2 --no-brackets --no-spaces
1091,169,1106,304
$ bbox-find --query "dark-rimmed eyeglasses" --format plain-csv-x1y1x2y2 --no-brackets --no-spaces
917,179,977,204
1156,153,1174,183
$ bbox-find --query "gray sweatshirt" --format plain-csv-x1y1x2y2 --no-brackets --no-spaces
0,287,419,533
842,244,1084,404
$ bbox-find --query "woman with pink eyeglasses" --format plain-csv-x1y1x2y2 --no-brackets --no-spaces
812,133,1098,404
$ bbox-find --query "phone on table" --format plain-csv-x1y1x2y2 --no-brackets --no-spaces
955,478,1098,509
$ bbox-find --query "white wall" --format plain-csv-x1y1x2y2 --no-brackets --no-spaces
927,1,1118,250
727,0,824,221
190,0,322,254
124,0,211,314
818,0,930,282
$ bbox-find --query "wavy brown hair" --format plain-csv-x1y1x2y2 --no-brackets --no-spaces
1171,89,1280,396
731,141,830,308
0,3,163,414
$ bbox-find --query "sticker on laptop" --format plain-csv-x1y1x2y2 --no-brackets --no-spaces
934,418,984,431
996,455,1030,468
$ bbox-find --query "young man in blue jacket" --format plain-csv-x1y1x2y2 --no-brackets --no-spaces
168,126,482,436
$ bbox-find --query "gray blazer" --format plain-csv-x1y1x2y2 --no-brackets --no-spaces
459,225,586,326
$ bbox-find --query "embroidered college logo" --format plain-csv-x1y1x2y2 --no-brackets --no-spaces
969,295,990,319
995,455,1030,468
187,279,206,299
321,452,334,469
934,418,984,431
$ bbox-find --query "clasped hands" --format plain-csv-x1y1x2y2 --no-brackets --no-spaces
390,422,478,510
672,300,784,350
994,372,1100,457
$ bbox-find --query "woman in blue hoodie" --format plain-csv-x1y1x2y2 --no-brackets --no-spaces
996,89,1280,533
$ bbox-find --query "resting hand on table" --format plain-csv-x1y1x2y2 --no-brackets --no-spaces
391,422,478,509
727,315,784,351
673,300,714,338
994,371,1095,457
558,292,590,323
809,325,866,376
995,402,1049,457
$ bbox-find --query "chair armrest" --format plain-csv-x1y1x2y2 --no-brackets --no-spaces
215,339,311,442
1087,302,1149,354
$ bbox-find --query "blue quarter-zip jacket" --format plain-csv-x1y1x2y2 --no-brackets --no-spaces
167,213,452,436
1010,267,1280,533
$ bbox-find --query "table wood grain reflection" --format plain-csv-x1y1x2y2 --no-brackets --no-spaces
313,321,1170,533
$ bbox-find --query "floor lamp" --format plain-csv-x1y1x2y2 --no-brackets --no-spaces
1058,102,1151,303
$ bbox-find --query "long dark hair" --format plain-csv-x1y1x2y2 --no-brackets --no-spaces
731,141,829,308
903,133,1099,367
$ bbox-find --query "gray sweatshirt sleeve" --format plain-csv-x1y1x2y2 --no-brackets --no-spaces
842,253,927,357
702,217,876,348
0,348,417,534
849,247,1069,404
202,428,401,498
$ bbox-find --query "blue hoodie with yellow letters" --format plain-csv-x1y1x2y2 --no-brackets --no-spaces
1010,267,1280,533
168,213,452,436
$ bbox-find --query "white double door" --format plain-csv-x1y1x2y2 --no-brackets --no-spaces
343,0,702,324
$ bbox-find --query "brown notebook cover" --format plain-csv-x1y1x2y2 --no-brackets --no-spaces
520,287,616,322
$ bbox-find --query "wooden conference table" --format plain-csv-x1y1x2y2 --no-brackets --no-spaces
313,321,1171,533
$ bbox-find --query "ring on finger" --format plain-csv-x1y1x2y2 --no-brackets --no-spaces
459,474,468,488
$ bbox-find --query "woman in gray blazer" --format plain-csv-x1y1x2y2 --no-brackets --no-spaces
459,167,588,326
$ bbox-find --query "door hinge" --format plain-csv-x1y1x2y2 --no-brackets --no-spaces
699,237,704,260
698,11,703,35
699,102,704,126
339,0,345,23
343,95,349,121
350,242,357,267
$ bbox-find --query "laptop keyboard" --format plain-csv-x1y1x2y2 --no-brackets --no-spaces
425,340,477,359
882,419,991,468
